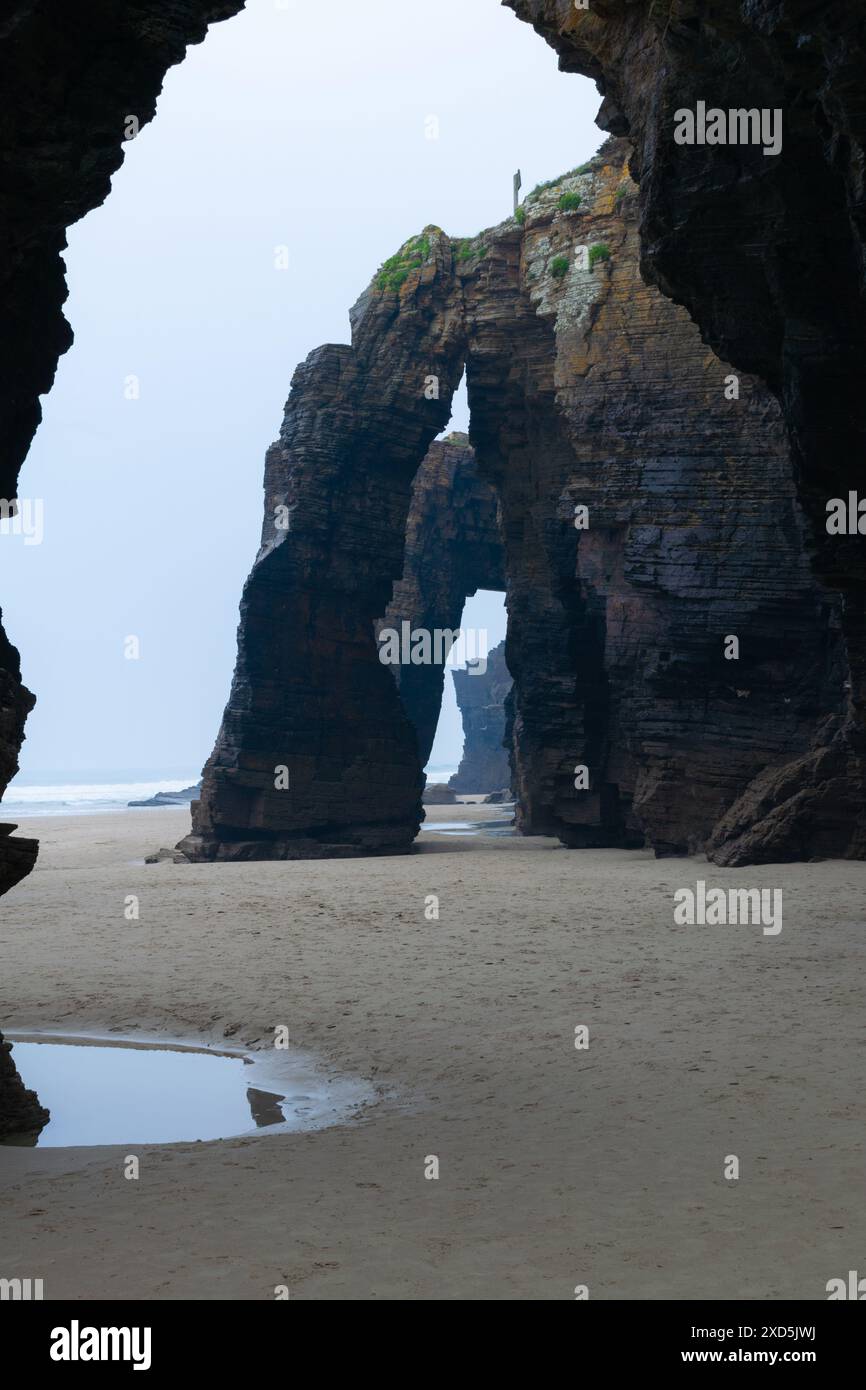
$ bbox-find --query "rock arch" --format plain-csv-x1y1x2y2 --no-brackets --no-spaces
182,141,856,864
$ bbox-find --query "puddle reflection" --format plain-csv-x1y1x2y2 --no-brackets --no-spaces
2,1035,315,1147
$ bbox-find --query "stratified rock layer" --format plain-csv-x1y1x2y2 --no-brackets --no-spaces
506,0,866,859
179,229,466,860
449,641,513,794
465,143,851,858
186,138,857,864
2,2,863,875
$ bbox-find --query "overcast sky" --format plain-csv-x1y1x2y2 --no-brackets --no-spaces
3,0,601,778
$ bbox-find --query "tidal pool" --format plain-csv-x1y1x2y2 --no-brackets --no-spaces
2,1033,371,1147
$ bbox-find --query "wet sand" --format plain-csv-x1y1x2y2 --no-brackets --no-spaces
1,803,864,1299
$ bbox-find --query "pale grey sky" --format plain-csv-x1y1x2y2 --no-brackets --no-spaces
3,0,602,777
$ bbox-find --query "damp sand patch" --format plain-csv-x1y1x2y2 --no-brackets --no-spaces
2,1032,374,1148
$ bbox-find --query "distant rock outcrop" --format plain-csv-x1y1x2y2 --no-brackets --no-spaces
449,641,512,794
422,784,458,805
129,782,201,807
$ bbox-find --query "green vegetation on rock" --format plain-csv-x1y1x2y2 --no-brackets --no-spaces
376,232,433,292
558,191,582,212
455,237,488,264
550,255,570,280
589,242,611,269
528,164,594,200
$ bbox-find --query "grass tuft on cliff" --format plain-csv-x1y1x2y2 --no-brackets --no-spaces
528,163,594,200
376,232,433,292
550,255,570,280
589,242,611,269
455,237,488,264
557,191,582,212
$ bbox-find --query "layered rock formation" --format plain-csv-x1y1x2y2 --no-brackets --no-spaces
2,0,864,878
506,0,866,858
465,145,849,856
0,1031,49,1141
178,230,466,860
379,433,504,770
449,641,513,794
185,138,855,864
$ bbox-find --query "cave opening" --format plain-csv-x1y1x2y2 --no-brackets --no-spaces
1,0,602,883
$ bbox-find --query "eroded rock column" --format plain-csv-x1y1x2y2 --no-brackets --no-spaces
181,231,467,859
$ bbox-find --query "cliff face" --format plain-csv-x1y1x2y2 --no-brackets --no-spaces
465,143,851,856
185,138,856,865
506,0,866,856
0,0,245,898
3,1,864,878
449,641,512,794
0,616,37,895
0,0,245,504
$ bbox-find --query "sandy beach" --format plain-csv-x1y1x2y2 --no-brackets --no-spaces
1,802,864,1300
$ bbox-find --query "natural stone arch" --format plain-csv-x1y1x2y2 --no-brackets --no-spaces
178,228,469,860
180,140,858,865
379,433,505,771
2,1,865,897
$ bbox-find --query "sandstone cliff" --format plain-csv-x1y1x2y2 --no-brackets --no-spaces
506,0,866,859
2,2,865,884
184,138,855,864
